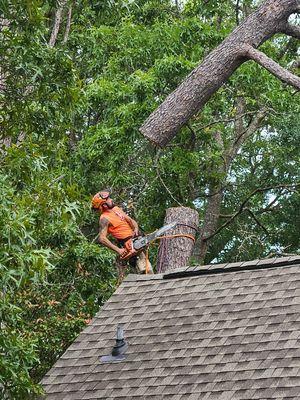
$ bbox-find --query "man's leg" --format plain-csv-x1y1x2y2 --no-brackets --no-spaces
136,250,153,274
115,256,127,285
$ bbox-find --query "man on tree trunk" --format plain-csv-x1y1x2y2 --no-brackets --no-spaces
91,190,153,281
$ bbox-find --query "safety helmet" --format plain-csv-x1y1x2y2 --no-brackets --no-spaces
91,190,110,210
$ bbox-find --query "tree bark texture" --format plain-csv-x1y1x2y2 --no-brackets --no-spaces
157,207,199,273
140,0,299,147
193,131,224,263
194,185,223,263
245,44,300,88
63,4,72,44
49,0,67,47
0,18,9,92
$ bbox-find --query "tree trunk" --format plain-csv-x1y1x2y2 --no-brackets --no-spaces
140,0,299,147
157,207,199,273
49,0,67,47
194,101,267,263
63,4,72,44
194,131,224,264
196,186,223,264
0,18,9,92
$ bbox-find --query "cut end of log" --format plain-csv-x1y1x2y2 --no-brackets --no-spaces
139,124,173,148
139,126,164,148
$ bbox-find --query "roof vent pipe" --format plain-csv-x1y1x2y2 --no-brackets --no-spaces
100,325,128,363
112,325,128,356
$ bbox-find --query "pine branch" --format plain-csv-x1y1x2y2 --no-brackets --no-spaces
244,45,300,90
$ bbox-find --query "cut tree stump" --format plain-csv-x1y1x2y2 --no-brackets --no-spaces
157,207,199,273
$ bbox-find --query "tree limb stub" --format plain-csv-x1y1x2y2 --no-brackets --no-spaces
245,45,300,90
140,0,299,147
284,24,300,39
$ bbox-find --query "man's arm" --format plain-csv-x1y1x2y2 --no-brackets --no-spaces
124,214,139,237
98,217,126,257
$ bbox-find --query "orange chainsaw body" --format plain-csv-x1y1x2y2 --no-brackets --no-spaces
120,239,138,260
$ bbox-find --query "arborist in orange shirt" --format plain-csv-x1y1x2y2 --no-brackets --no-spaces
91,189,153,280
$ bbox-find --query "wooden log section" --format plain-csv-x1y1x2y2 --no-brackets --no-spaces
157,207,199,273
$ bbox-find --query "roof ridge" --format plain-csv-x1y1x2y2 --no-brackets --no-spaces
163,256,300,280
122,255,300,283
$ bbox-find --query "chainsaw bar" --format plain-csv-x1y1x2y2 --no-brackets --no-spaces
133,222,177,251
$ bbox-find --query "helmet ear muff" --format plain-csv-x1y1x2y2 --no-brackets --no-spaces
91,189,112,210
92,192,106,210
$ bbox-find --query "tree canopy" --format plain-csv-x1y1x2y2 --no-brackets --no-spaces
0,0,299,397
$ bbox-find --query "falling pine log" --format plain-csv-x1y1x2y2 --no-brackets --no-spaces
157,207,199,273
140,0,300,147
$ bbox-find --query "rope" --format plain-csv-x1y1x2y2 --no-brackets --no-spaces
156,234,196,242
175,223,199,233
145,247,150,274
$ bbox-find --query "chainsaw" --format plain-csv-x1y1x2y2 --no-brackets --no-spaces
121,222,177,260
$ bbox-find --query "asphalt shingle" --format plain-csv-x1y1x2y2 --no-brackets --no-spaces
41,256,300,399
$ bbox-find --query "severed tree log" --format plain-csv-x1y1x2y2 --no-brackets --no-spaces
140,0,300,147
157,207,199,273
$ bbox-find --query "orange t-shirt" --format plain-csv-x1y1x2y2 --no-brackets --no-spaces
100,206,133,240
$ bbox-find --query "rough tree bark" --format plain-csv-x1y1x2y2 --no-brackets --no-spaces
49,0,67,47
140,0,300,147
63,3,72,44
193,99,267,263
0,18,9,92
194,131,225,263
157,207,199,273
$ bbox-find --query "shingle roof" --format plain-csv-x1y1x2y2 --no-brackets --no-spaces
41,256,300,399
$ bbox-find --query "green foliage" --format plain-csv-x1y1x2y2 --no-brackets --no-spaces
0,0,299,397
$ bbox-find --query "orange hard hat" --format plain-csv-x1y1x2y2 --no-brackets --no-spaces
91,190,110,210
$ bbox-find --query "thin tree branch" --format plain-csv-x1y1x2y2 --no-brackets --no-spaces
154,150,183,207
245,208,269,235
49,0,67,47
234,96,246,137
225,107,267,168
203,183,300,242
63,3,72,44
256,191,286,214
235,0,240,25
283,24,300,39
186,122,197,150
244,44,300,90
194,111,257,132
51,174,65,184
